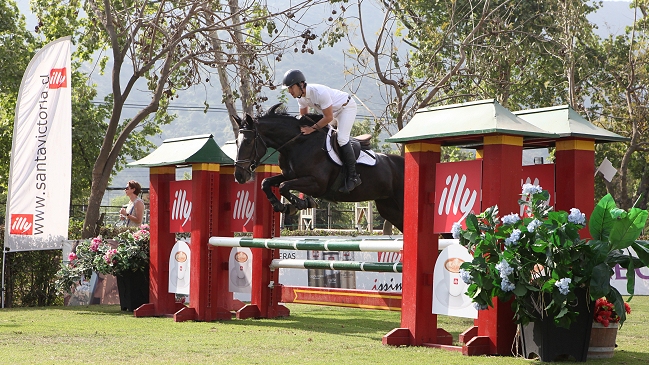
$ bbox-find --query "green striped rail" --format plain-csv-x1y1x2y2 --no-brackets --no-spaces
270,259,402,273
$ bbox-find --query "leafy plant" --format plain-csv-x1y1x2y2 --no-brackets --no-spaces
587,194,649,325
456,185,649,328
55,225,150,295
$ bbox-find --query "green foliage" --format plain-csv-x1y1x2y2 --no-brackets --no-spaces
586,193,649,324
458,185,596,328
55,226,150,295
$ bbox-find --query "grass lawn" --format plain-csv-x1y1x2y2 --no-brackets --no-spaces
1,297,648,364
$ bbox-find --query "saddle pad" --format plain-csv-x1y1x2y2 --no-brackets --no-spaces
326,128,377,166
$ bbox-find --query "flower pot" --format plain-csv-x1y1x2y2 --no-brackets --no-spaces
518,289,594,362
116,269,150,312
588,322,618,359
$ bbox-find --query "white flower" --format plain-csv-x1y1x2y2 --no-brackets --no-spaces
522,183,543,196
473,302,488,311
495,259,514,278
459,269,473,284
527,219,542,232
502,213,521,225
501,278,516,292
568,208,586,225
504,229,521,246
451,222,462,239
555,277,571,295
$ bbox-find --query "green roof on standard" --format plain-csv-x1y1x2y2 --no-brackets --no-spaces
513,105,628,143
387,99,557,144
128,134,234,167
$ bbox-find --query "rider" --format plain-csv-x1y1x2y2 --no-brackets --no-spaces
281,69,361,193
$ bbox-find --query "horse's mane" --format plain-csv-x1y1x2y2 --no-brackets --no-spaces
261,103,324,126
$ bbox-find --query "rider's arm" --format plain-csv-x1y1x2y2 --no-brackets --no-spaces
302,106,333,135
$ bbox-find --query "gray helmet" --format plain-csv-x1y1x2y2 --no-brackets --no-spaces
281,69,306,89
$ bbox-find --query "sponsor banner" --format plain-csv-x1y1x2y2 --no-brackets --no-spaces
432,244,477,318
4,37,72,251
229,248,252,293
434,160,482,233
169,240,191,295
231,181,255,232
169,180,192,233
610,248,649,296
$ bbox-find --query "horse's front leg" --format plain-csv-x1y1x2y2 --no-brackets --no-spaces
278,176,321,212
261,174,291,213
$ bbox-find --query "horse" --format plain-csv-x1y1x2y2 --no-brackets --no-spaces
232,103,404,232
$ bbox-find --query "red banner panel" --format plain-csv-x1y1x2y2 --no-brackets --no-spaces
231,181,256,233
434,160,482,233
169,180,193,233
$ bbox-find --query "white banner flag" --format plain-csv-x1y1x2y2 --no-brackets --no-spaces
4,36,72,252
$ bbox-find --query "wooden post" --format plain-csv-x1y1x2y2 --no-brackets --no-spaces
237,165,289,319
384,142,441,346
134,166,181,317
555,139,595,238
469,135,521,355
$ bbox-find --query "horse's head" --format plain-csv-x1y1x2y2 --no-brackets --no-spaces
232,113,267,184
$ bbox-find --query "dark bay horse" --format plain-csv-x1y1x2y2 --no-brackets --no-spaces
232,103,404,232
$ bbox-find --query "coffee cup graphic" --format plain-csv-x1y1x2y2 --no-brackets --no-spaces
235,251,249,280
174,251,188,282
443,257,465,297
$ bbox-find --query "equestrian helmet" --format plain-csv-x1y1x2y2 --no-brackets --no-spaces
281,69,306,88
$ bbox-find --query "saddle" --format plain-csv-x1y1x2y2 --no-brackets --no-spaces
328,130,373,160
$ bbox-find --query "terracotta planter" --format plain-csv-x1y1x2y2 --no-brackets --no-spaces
588,322,618,359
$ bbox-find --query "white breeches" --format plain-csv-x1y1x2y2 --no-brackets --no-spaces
333,99,357,146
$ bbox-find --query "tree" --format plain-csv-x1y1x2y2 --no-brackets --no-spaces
589,4,649,209
32,0,333,238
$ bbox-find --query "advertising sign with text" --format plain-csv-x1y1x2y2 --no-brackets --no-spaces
434,160,482,233
169,180,192,233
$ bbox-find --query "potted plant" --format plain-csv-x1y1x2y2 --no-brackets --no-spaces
588,297,632,359
454,184,649,362
56,225,151,311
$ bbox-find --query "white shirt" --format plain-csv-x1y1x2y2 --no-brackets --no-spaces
296,84,350,114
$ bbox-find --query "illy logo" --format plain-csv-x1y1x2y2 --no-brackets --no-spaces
49,68,67,89
10,214,33,235
172,189,192,227
438,173,478,223
233,189,254,227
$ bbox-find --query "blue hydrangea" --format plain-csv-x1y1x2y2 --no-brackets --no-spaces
527,219,542,232
522,183,543,195
459,269,473,284
555,277,571,295
473,302,488,311
495,259,514,278
502,213,521,225
504,229,521,246
568,208,586,225
501,278,516,292
451,222,462,239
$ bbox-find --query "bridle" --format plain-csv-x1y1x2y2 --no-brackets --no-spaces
235,127,267,174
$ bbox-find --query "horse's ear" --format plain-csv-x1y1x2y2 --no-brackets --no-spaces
245,113,255,127
231,114,243,129
269,103,284,116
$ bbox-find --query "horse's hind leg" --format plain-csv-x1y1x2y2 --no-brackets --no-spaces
374,197,404,233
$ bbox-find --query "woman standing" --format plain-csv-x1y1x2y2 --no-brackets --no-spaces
119,180,145,226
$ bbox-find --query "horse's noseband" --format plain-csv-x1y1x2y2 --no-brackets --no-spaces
236,128,265,173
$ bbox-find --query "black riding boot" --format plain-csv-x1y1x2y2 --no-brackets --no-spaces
339,142,362,193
